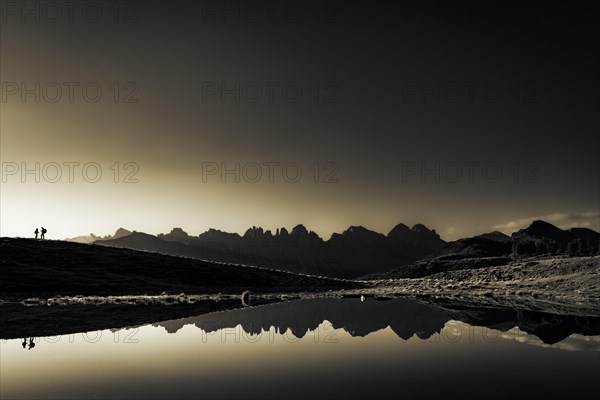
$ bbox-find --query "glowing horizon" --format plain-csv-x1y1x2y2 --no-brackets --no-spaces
1,1,598,243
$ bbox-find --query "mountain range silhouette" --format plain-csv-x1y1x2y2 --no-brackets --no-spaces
87,220,598,278
367,221,599,279
93,223,445,278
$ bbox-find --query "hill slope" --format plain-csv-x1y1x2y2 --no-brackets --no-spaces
0,238,361,299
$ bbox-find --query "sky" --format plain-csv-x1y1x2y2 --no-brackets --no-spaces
1,1,598,241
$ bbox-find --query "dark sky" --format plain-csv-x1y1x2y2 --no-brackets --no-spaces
1,1,598,239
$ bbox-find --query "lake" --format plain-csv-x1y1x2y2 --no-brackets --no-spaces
1,297,599,399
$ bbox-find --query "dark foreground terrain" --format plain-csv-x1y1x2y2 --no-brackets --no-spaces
0,238,361,300
1,237,599,340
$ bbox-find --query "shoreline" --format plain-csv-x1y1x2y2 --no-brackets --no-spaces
2,238,599,340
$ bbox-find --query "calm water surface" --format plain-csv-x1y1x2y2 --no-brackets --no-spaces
1,298,599,399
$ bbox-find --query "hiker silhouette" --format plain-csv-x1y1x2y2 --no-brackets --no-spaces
27,338,36,350
34,228,39,239
22,338,27,349
41,227,47,240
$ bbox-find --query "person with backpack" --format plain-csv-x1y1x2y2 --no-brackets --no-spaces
40,227,47,240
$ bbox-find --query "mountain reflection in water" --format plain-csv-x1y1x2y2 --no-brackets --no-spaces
2,297,599,400
152,297,600,345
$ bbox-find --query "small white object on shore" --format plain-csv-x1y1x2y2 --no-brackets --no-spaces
241,290,251,307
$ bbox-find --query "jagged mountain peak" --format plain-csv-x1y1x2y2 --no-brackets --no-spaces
341,226,385,240
387,223,411,238
113,228,132,239
170,227,189,235
290,224,309,236
522,219,565,235
411,223,435,233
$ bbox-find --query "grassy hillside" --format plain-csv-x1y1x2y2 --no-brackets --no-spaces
0,238,361,299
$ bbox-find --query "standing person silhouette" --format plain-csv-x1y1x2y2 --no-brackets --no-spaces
34,228,39,239
40,227,47,240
